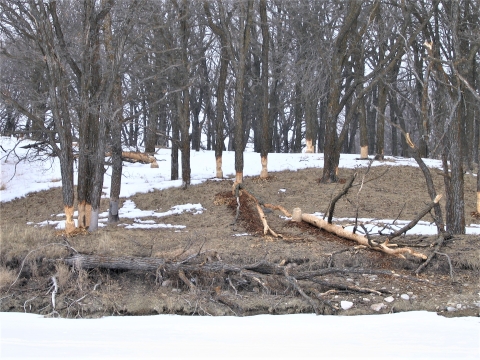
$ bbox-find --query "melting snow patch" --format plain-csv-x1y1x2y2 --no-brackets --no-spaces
341,301,353,310
134,219,156,224
119,200,204,219
124,223,186,230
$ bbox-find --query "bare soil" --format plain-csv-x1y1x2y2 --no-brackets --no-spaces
1,164,479,318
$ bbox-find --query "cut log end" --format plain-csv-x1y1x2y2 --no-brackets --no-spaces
292,208,302,222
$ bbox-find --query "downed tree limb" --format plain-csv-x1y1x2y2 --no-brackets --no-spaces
105,151,159,168
393,129,445,233
326,173,357,224
297,211,427,260
385,194,443,243
415,234,445,275
284,264,320,315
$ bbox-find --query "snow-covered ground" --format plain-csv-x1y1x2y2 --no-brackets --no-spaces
1,311,479,359
1,136,479,359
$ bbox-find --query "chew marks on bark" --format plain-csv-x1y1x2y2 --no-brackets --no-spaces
64,205,76,234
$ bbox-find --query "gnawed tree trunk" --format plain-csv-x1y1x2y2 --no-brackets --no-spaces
2,2,77,234
177,0,191,189
259,0,271,179
104,10,123,224
304,94,316,154
233,0,254,185
76,0,113,230
203,1,229,179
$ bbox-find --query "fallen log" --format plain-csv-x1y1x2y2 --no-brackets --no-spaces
64,254,166,271
64,255,431,284
297,211,427,260
105,151,159,168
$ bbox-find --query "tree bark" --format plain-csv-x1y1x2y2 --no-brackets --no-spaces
204,1,229,179
259,0,271,178
233,0,254,184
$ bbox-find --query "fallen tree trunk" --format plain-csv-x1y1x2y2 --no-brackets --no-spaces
105,151,159,168
298,212,427,260
64,255,432,285
64,254,166,271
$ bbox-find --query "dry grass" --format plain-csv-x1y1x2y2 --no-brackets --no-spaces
0,266,17,291
453,250,480,270
0,183,6,191
55,263,72,290
0,224,68,264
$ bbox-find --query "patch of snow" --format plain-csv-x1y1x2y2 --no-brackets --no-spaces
341,301,353,310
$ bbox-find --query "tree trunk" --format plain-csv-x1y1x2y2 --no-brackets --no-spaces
179,0,191,189
204,1,229,179
233,0,254,184
292,83,303,153
375,81,387,160
104,10,123,224
259,0,270,178
321,1,362,183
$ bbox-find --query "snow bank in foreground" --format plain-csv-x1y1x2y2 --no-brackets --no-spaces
1,311,478,359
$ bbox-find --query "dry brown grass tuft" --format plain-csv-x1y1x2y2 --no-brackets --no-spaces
454,250,480,270
0,266,17,291
55,262,72,289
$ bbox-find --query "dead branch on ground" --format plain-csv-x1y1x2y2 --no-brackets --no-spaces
297,210,428,259
325,173,357,224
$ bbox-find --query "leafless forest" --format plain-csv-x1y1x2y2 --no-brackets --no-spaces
1,0,479,234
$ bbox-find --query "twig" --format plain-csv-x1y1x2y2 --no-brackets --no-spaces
311,279,384,296
434,251,454,282
50,276,58,310
385,195,442,243
227,276,238,296
360,224,380,248
326,173,357,224
23,296,38,313
284,265,319,315
415,234,445,275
